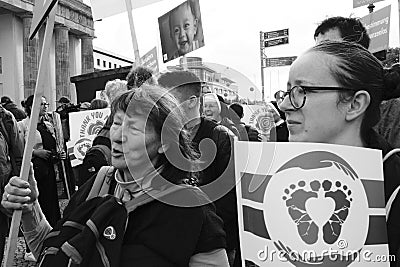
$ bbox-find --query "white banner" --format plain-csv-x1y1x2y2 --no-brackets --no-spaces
67,108,110,166
235,141,389,266
90,0,163,20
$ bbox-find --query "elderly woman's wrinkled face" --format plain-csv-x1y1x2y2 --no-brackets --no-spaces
110,110,161,175
203,100,220,121
278,51,348,143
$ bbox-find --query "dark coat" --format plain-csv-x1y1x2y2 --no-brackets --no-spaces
192,117,239,252
59,168,226,266
366,129,400,267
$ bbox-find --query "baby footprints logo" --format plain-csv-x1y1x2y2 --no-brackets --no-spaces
283,179,353,246
262,151,369,266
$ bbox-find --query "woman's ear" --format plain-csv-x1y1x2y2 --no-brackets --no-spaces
158,144,170,154
345,90,371,122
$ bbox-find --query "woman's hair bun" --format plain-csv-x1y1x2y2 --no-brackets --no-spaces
383,63,400,101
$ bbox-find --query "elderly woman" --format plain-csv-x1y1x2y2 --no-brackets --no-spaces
2,85,229,266
276,41,400,266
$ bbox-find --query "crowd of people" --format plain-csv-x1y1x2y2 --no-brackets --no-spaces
0,15,399,267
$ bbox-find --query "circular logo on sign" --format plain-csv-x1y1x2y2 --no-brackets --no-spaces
87,120,105,136
73,138,92,161
262,151,368,265
255,112,274,133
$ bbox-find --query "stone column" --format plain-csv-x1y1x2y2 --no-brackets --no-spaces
22,13,39,98
81,35,94,74
55,24,70,100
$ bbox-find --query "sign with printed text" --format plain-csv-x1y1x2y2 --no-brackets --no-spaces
66,108,110,166
234,141,389,266
353,0,384,8
265,56,297,67
264,36,289,48
263,29,289,40
140,47,159,74
361,5,391,54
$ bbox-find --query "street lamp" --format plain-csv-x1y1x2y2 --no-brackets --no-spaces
250,87,256,104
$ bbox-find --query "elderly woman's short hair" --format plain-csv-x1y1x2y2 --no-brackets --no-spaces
104,79,128,104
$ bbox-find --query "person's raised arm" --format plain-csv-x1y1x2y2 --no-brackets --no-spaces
1,166,52,258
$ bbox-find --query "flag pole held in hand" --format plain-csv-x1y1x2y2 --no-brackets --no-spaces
4,1,58,266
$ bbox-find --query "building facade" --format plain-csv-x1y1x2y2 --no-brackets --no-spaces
167,57,239,102
93,46,133,71
0,0,94,109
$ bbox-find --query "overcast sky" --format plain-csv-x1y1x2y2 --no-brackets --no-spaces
84,0,400,101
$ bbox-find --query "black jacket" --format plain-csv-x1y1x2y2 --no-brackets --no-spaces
191,117,239,251
366,129,400,266
52,168,226,266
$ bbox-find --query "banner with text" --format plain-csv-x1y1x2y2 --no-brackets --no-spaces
67,108,110,166
361,5,391,53
235,141,389,266
141,46,159,74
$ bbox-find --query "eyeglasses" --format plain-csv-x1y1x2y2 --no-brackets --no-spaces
41,103,49,107
276,86,357,110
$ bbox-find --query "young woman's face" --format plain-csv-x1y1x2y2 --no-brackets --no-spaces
170,3,197,55
279,51,348,144
110,110,161,175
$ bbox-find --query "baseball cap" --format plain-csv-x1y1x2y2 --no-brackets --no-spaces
58,96,71,104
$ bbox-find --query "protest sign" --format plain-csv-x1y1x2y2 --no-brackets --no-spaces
242,104,276,141
158,0,205,63
90,0,163,20
67,108,110,166
353,0,384,8
235,141,389,266
141,46,159,73
361,5,391,54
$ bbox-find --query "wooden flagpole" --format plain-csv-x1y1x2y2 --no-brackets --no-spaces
4,1,57,265
124,0,142,66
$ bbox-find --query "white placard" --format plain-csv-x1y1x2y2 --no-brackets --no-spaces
67,108,110,166
235,141,389,266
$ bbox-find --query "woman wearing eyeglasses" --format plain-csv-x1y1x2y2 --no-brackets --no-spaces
277,41,400,266
19,95,61,238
